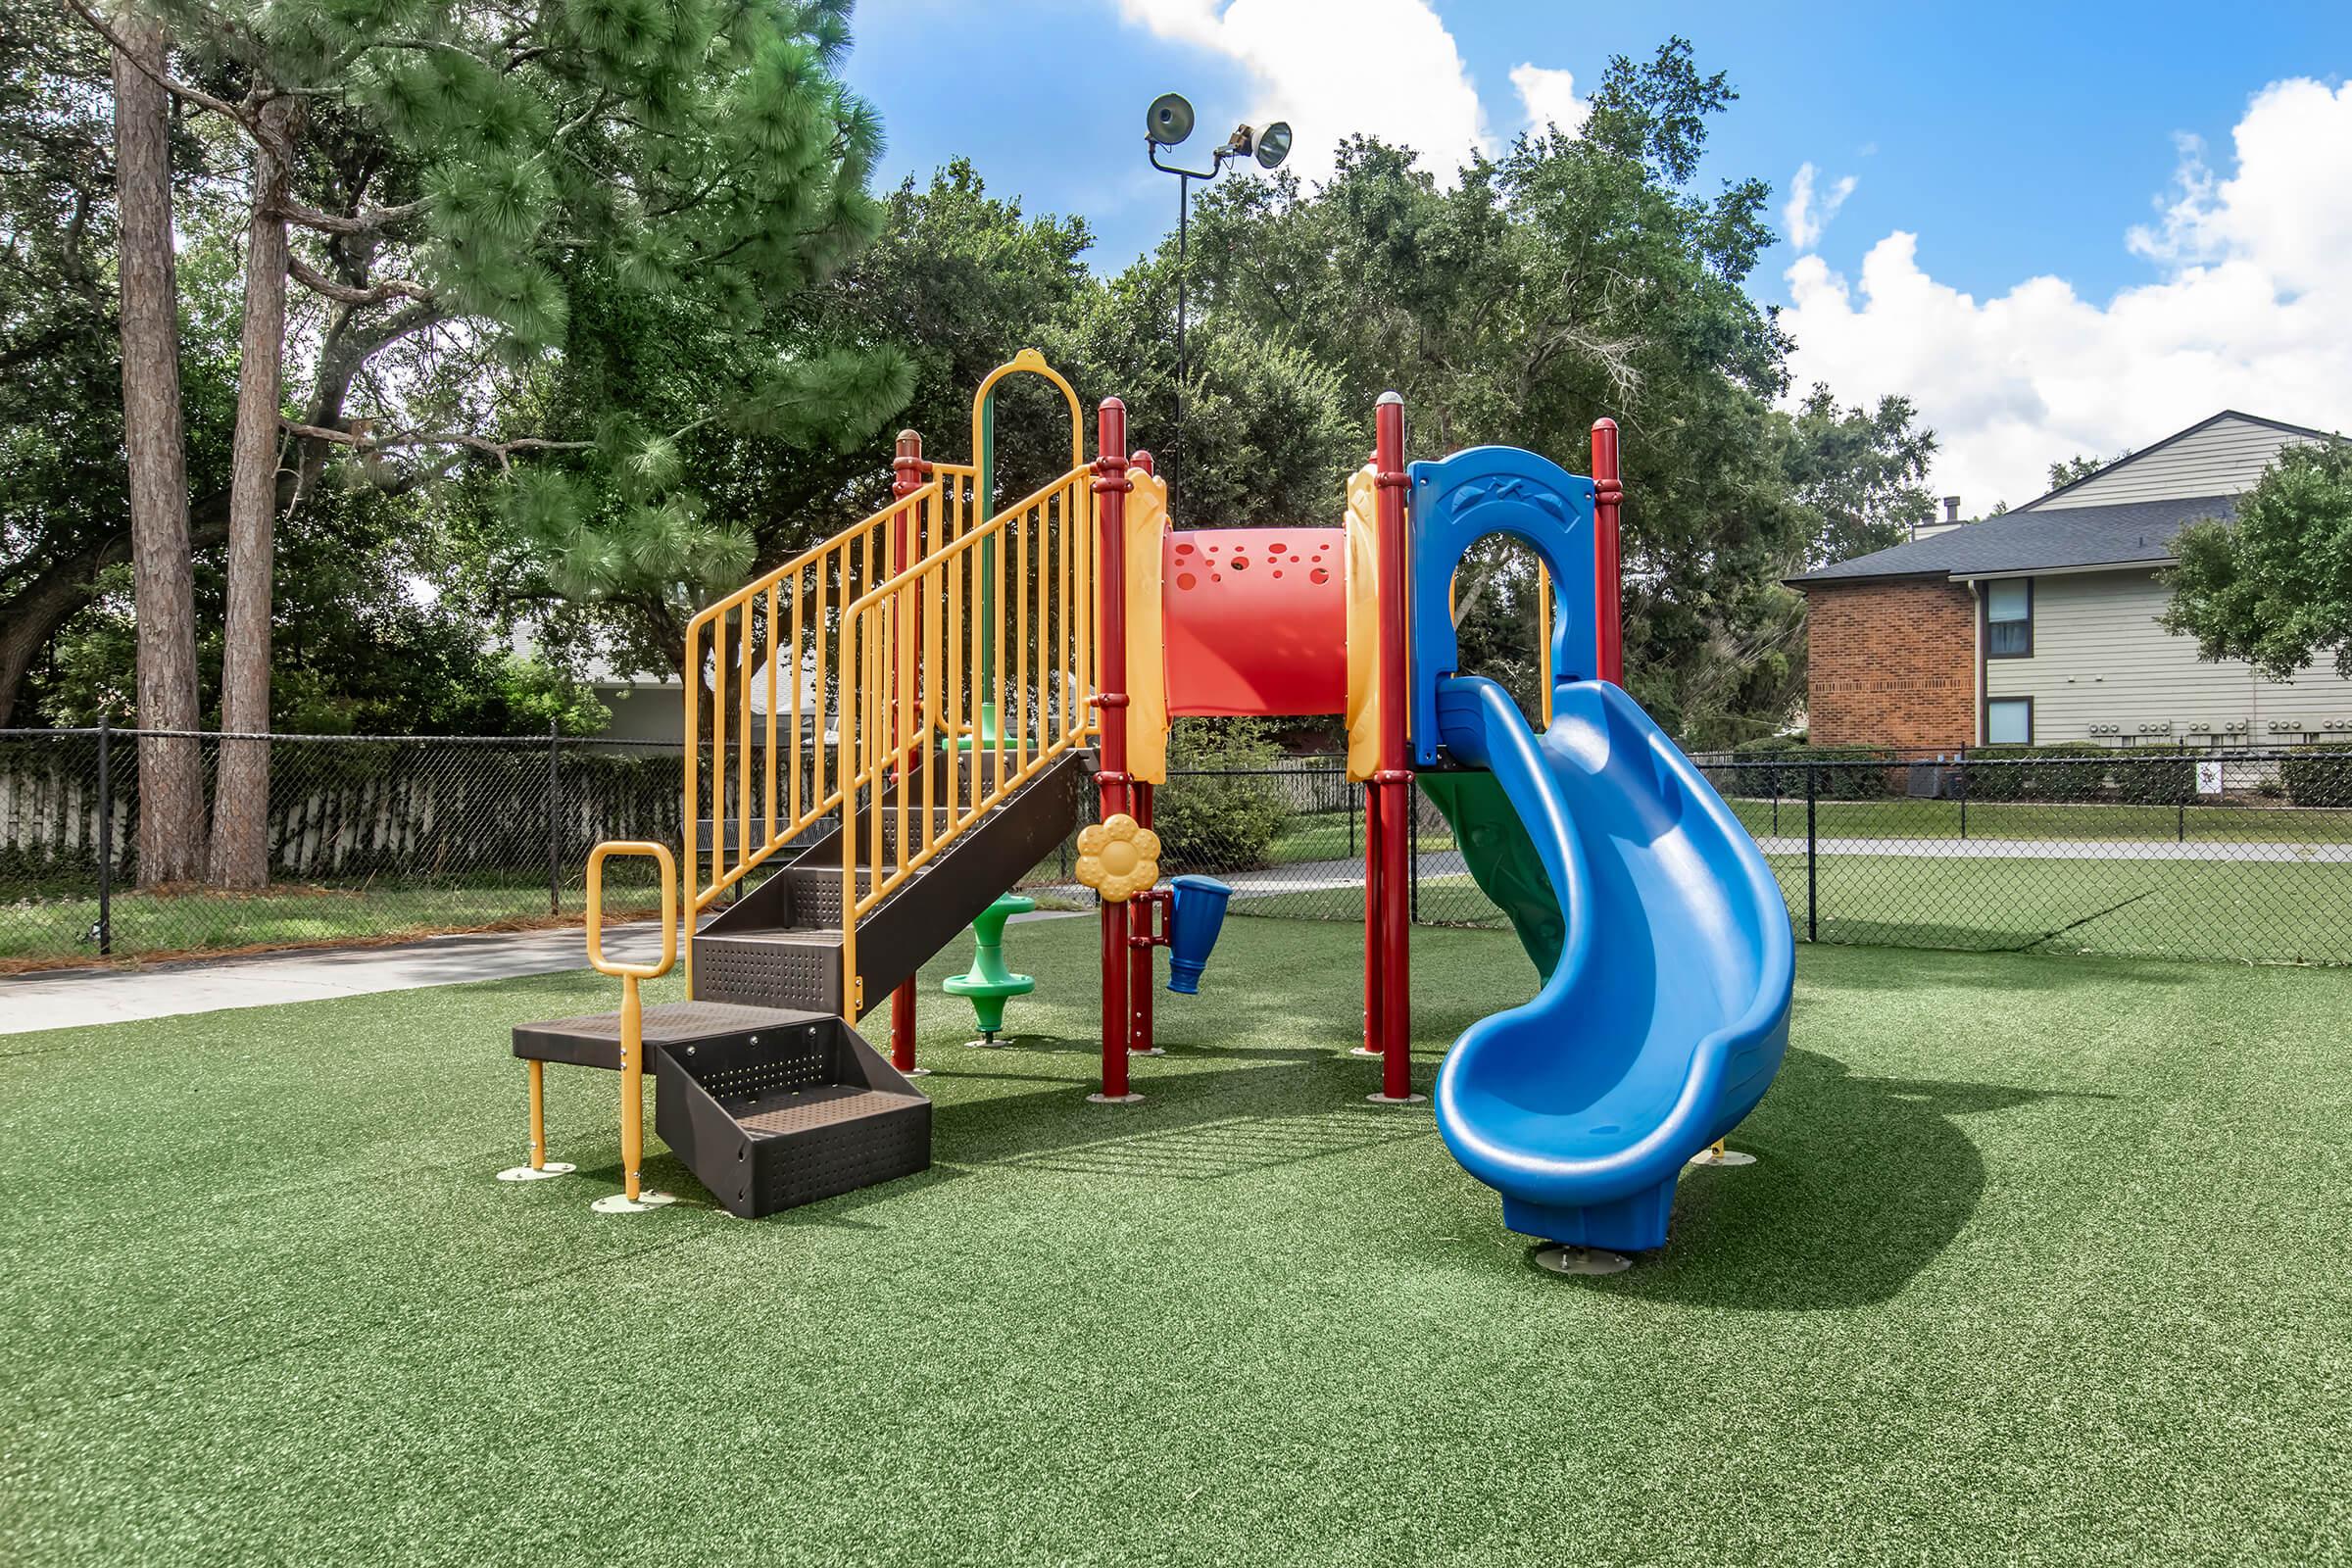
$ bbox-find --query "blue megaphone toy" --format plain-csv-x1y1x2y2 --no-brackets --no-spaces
1165,874,1233,995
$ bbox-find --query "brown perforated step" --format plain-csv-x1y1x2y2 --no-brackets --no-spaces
511,1001,818,1071
655,1015,929,1217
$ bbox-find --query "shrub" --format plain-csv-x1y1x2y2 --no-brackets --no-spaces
1716,736,1888,801
1153,717,1296,869
2282,747,2352,808
1961,742,2111,803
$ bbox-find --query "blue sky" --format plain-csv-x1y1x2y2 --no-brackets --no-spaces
841,1,2352,508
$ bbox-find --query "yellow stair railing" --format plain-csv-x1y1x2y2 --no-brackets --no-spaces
836,458,1098,1014
681,351,1098,1012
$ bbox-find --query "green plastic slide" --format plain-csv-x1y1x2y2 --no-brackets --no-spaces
1419,771,1566,981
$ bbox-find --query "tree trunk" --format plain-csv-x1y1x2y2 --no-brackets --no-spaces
209,95,295,889
111,7,206,887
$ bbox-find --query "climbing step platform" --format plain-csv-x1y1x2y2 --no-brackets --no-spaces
510,1002,929,1218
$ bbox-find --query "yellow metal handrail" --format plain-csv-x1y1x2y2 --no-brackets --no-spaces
586,840,676,1206
681,463,981,987
835,463,1098,1015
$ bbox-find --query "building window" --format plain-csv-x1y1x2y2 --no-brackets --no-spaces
1984,578,2033,658
1986,697,2033,745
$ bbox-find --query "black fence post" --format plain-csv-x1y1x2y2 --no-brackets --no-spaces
1805,760,1819,943
1771,765,1780,837
547,719,562,916
2178,748,2187,843
1958,745,1968,840
1410,795,1422,925
96,716,113,956
1349,780,1359,858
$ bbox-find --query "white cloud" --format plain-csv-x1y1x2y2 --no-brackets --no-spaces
1782,78,2352,511
1782,161,1857,252
1509,63,1588,137
1116,0,1491,186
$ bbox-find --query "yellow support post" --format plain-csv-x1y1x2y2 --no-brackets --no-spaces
585,840,679,1214
496,1057,574,1182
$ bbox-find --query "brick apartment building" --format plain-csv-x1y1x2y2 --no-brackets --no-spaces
1788,412,2350,751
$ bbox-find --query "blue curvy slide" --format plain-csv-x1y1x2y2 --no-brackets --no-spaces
1431,674,1794,1252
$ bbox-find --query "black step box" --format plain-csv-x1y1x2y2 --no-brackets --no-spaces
653,1015,929,1219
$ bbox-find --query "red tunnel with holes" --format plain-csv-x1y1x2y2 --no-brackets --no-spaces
1161,527,1348,717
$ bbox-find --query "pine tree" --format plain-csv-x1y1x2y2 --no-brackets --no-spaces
65,0,910,886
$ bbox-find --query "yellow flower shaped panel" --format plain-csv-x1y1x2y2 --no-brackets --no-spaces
1074,813,1161,904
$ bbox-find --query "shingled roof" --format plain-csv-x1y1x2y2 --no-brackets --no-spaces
1787,494,2238,587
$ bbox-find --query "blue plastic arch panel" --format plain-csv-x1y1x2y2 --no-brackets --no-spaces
1406,446,1596,768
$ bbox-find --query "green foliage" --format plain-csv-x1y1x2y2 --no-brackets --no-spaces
1142,37,1936,750
1961,743,2105,804
2281,747,2352,808
2047,450,2128,491
1718,737,1886,801
2161,440,2352,683
1153,718,1295,867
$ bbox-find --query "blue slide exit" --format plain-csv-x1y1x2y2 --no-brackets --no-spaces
1431,675,1794,1252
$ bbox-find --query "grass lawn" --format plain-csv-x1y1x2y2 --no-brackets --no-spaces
1261,811,1451,867
6,917,2347,1564
1250,855,2352,967
1724,794,2352,845
0,875,671,968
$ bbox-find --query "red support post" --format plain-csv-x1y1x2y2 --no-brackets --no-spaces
1355,779,1385,1059
889,430,924,1074
1129,782,1161,1054
1371,392,1417,1102
1592,416,1623,687
1091,398,1139,1103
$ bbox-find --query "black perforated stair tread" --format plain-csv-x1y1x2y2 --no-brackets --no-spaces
511,1001,825,1071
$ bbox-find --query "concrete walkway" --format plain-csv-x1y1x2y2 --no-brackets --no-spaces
2,905,1092,1036
2,923,674,1036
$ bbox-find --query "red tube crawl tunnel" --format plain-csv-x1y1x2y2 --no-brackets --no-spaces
1162,527,1348,717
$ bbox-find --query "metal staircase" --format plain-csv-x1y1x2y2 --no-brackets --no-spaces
506,351,1102,1217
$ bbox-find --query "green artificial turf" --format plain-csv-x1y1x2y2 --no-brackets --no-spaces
6,918,2349,1564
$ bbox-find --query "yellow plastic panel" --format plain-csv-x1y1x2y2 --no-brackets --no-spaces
1126,467,1171,785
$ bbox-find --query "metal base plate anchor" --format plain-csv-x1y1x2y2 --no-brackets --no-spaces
1086,1091,1146,1105
1366,1092,1427,1105
1536,1245,1632,1276
1687,1148,1757,1167
591,1190,677,1214
497,1162,575,1182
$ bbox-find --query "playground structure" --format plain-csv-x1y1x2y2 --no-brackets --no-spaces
510,351,1792,1254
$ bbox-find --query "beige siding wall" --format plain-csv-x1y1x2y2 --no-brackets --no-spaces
1983,569,2352,743
2029,416,2318,510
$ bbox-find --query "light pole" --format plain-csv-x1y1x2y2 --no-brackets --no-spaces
1144,93,1291,512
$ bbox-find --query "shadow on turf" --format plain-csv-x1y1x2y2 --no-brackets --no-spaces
1541,1047,2085,1310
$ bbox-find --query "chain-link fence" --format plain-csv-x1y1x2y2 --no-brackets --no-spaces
0,725,684,967
1127,745,2352,967
1690,747,2352,966
8,729,2350,970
